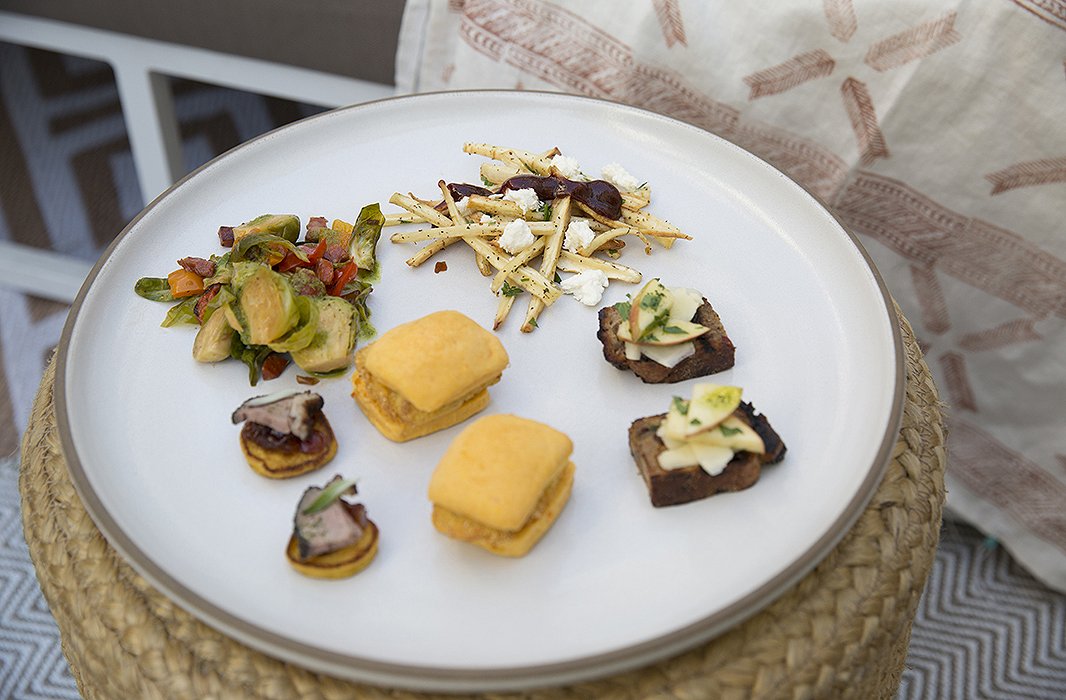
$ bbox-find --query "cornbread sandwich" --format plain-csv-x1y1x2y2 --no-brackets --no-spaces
428,414,575,557
351,310,508,441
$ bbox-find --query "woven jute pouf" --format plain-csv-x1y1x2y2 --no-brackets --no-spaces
20,304,945,700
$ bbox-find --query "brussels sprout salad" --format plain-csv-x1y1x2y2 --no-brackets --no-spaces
134,205,383,384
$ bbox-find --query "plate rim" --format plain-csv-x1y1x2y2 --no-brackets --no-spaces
54,89,905,692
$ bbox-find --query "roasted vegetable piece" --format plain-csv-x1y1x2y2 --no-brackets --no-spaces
290,297,358,373
230,214,300,245
348,203,384,274
134,277,174,302
266,295,319,353
167,269,205,298
161,296,200,327
230,262,301,345
229,335,273,386
232,233,308,266
288,268,327,297
193,308,236,362
328,262,358,296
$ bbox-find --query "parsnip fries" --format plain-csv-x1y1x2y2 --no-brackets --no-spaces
386,143,691,332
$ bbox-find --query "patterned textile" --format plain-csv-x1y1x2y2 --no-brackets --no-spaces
396,0,1066,593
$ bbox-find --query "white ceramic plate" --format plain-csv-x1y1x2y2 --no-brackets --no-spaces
57,91,903,692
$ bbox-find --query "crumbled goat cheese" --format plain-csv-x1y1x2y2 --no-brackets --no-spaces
563,219,595,252
499,219,535,253
503,187,541,215
601,163,641,192
559,269,609,306
550,154,582,179
480,213,493,223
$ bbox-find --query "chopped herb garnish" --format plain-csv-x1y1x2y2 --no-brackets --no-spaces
719,424,743,437
690,418,702,426
671,396,689,415
528,317,538,328
501,281,523,297
539,201,553,219
637,308,671,341
663,325,686,334
553,271,562,284
639,292,663,310
301,477,358,515
481,176,494,187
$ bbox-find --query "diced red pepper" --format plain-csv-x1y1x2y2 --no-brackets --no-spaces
276,252,304,273
306,238,328,265
275,238,327,273
329,262,359,296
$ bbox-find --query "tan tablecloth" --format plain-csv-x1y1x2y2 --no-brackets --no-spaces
395,0,1066,593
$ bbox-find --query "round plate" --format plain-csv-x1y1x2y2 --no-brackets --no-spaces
56,91,903,692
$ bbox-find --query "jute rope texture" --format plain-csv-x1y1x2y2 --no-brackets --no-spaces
19,303,945,699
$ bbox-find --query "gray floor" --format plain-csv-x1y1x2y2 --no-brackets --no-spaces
0,42,1063,698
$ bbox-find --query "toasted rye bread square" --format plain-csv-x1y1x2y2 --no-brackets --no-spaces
597,300,735,384
628,402,786,507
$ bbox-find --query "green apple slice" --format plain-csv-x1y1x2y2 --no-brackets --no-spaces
687,416,766,454
635,319,710,346
684,383,742,436
627,278,672,340
658,396,693,441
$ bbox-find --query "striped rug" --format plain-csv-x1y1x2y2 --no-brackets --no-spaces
0,41,1062,699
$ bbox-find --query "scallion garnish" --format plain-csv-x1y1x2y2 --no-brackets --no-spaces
301,477,358,515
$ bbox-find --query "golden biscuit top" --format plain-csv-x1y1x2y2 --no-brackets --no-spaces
428,414,573,532
361,310,508,412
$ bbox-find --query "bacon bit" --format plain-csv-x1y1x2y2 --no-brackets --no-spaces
296,375,320,385
434,261,448,273
261,353,290,381
217,226,235,247
193,284,222,322
323,244,348,264
307,216,328,233
315,259,335,286
178,256,216,277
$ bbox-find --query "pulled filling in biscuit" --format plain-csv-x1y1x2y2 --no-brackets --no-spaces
355,362,502,427
431,461,575,554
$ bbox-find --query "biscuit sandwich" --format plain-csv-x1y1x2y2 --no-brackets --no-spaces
428,414,575,557
351,310,509,442
231,390,337,478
